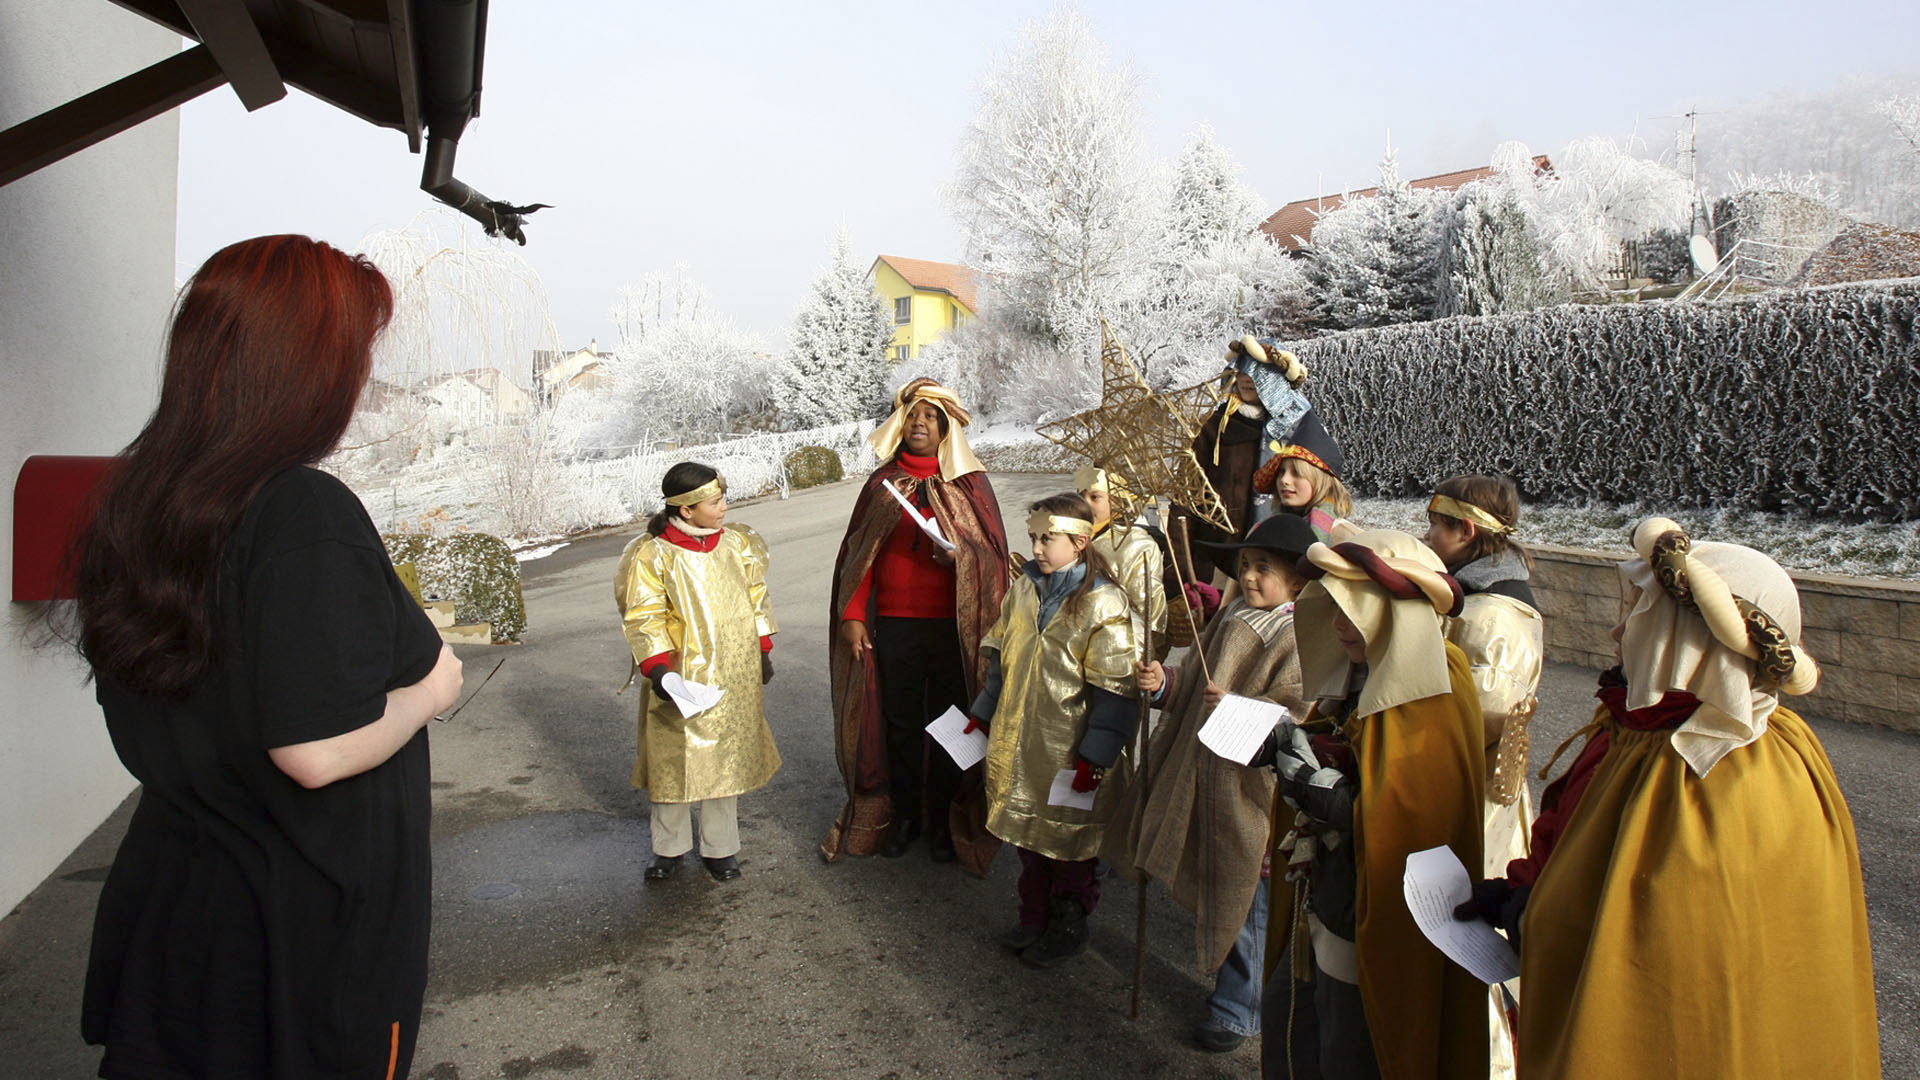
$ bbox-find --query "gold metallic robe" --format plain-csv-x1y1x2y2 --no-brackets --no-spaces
981,574,1136,862
1089,520,1166,647
614,524,781,804
1517,704,1881,1080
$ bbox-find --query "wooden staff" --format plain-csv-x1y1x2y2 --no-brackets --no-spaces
1129,551,1153,1022
1169,515,1213,685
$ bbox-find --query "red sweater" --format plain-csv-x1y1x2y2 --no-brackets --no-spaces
639,522,771,678
841,453,957,622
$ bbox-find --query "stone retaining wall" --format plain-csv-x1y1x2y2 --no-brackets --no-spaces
1530,543,1919,733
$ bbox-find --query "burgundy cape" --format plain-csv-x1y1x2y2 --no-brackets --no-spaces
820,461,1009,873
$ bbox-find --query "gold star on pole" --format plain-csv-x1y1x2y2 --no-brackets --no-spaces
1037,318,1234,532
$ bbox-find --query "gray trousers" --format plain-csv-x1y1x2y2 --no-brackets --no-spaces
650,796,740,858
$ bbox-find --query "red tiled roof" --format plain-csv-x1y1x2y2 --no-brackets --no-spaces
871,255,979,314
1260,155,1553,250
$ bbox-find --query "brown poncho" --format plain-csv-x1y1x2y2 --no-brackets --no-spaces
1103,597,1303,972
819,460,1008,872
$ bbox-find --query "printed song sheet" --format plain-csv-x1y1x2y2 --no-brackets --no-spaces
881,480,956,552
1402,845,1521,984
926,706,988,770
1047,768,1097,811
1198,694,1290,765
660,672,726,718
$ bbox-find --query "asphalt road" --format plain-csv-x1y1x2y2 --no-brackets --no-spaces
2,471,1912,1078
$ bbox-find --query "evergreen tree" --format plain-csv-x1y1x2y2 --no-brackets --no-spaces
776,231,895,428
1304,149,1448,330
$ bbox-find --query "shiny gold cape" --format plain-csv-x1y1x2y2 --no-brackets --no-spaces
981,571,1137,862
613,524,781,803
1268,642,1487,1080
1102,598,1300,971
1517,704,1881,1079
1089,520,1167,645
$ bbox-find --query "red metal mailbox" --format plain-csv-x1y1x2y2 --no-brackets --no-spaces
12,455,117,602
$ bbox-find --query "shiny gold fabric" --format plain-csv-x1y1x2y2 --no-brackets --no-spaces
1518,705,1880,1079
1089,520,1167,648
1103,598,1299,972
1266,643,1487,1080
614,524,781,803
981,573,1136,861
1445,591,1542,805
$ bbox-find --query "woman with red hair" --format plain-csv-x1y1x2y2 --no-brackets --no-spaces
72,235,461,1079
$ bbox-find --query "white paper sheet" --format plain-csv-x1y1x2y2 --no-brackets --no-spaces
1402,845,1521,985
1047,767,1097,810
880,479,955,552
926,705,988,770
660,672,726,718
1198,694,1290,765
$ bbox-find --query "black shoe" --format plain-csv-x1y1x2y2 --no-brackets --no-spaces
1021,897,1090,968
929,824,956,864
880,818,919,859
702,855,741,882
1193,1023,1245,1053
996,922,1045,953
644,854,682,881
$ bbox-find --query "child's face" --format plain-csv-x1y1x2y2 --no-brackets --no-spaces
1237,548,1304,610
1080,488,1112,525
1423,512,1474,568
1030,531,1086,574
1330,603,1368,664
681,492,727,530
1275,458,1319,509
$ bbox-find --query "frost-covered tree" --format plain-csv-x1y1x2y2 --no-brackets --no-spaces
1303,149,1448,329
947,5,1156,363
1165,124,1265,260
1436,183,1565,317
775,231,894,428
1487,138,1691,289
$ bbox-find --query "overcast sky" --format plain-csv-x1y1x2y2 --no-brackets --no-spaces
174,0,1920,352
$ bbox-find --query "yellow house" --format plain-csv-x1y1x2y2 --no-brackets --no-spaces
869,255,977,363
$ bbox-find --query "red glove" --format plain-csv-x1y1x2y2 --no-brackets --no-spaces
1071,758,1103,793
1184,581,1221,620
963,715,987,735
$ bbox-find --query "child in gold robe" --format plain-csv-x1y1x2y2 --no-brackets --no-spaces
614,462,780,883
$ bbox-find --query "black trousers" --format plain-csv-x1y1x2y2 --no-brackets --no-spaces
873,616,967,828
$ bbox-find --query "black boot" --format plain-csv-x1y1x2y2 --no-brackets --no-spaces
880,816,919,858
644,854,682,881
996,921,1045,953
702,855,741,882
1021,896,1090,968
928,818,956,864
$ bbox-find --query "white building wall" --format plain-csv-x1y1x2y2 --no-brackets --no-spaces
1,7,182,915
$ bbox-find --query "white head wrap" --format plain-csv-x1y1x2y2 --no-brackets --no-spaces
1296,529,1459,717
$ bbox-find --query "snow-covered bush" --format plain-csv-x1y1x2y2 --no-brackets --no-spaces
1281,279,1920,521
782,445,844,489
1436,183,1566,317
383,532,528,643
776,231,894,428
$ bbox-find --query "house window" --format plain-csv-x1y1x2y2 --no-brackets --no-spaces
894,297,912,324
894,345,911,363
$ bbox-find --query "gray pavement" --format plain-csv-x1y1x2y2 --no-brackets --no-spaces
3,471,1912,1078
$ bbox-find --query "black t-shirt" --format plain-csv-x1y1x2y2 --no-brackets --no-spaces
82,466,443,1080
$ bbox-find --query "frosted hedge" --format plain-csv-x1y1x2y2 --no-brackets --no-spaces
1284,279,1920,521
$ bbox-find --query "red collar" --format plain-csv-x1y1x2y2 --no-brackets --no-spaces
661,522,723,552
1596,669,1699,731
895,452,939,480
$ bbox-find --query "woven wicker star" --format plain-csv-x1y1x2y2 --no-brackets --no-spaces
1036,318,1234,532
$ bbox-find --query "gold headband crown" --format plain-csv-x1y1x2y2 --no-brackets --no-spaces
1026,510,1096,538
664,475,726,507
1428,494,1513,535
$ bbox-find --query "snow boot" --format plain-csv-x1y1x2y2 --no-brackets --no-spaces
1021,897,1089,968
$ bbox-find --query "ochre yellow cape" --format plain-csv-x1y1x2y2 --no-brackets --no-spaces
1518,704,1880,1079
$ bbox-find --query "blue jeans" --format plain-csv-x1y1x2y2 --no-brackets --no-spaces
1206,875,1269,1036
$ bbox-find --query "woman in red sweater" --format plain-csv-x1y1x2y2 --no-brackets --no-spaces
821,379,1009,869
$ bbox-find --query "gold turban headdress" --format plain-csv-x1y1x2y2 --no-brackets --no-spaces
867,377,985,481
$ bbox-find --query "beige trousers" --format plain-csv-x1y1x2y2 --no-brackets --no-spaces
650,796,740,858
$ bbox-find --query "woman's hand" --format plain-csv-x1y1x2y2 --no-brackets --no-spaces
421,644,464,717
841,619,872,660
1202,681,1227,712
1136,660,1165,694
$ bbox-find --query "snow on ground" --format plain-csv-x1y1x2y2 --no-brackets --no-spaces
513,542,569,563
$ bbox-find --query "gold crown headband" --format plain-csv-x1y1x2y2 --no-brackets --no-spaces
664,476,726,507
1072,465,1134,501
1027,511,1096,539
1631,517,1818,696
1428,494,1513,535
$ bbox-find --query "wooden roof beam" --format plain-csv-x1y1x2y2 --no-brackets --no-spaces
0,45,227,188
176,0,286,111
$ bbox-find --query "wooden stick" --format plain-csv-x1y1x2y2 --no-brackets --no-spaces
1129,563,1153,1022
1169,515,1214,685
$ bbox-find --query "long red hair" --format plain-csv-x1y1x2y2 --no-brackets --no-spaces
74,234,394,696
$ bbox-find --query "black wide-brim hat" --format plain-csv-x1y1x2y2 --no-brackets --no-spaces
1195,513,1319,565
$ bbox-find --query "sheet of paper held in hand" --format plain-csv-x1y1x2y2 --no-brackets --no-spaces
1047,768,1097,811
1198,694,1290,764
926,705,988,770
1402,845,1520,984
881,479,956,552
660,672,725,718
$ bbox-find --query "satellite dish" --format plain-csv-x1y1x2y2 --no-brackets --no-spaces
1690,235,1720,275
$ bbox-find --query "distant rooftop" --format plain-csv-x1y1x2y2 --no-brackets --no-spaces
871,255,978,314
1260,155,1554,251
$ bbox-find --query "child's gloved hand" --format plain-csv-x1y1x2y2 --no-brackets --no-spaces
646,663,673,700
1184,581,1221,621
1071,758,1104,793
760,653,774,685
963,715,989,735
